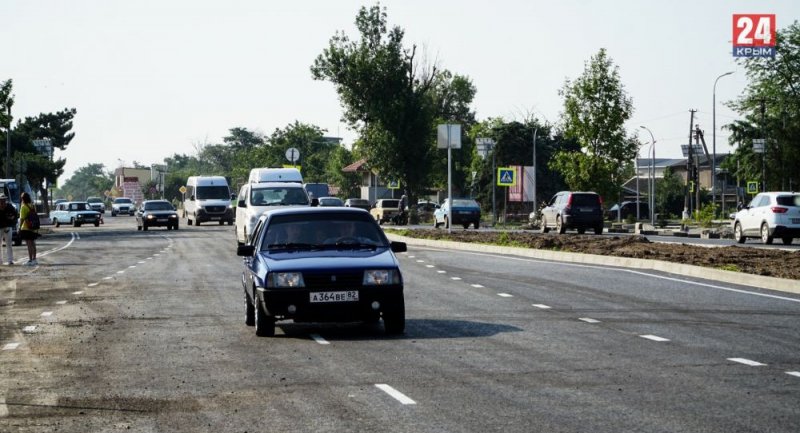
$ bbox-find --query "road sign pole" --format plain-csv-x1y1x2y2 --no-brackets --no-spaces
447,126,452,234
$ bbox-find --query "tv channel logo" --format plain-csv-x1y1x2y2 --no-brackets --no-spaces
733,14,776,58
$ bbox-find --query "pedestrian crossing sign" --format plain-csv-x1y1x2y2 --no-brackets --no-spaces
387,180,400,190
497,167,516,186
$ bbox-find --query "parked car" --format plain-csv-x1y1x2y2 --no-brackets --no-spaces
86,196,106,214
318,196,344,207
607,201,649,221
49,201,101,227
370,199,401,225
415,200,440,213
136,200,179,231
433,198,481,229
733,191,800,245
540,191,604,234
236,207,407,336
111,197,135,216
344,198,370,211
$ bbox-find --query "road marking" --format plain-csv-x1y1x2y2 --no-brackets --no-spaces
471,284,484,288
154,254,160,257
416,260,425,263
75,233,80,240
497,293,513,298
103,276,113,280
786,371,800,378
425,265,435,268
87,283,99,287
55,300,67,305
437,270,446,274
138,261,146,264
41,311,53,317
116,270,125,274
72,291,83,295
2,343,19,350
310,334,330,345
728,358,766,366
375,384,416,405
23,326,37,333
532,304,552,309
128,265,136,269
640,334,670,342
146,257,153,260
407,255,415,258
450,277,461,281
160,250,166,253
579,317,600,323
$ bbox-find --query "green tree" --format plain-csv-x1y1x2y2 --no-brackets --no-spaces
311,4,475,203
724,20,800,191
655,167,685,218
58,163,113,201
551,48,638,203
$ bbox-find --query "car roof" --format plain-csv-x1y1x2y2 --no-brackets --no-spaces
258,206,370,220
143,199,170,203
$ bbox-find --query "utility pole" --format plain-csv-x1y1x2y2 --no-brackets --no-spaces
694,127,701,215
760,99,766,192
685,110,696,216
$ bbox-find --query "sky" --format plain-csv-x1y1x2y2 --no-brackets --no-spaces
2,0,798,183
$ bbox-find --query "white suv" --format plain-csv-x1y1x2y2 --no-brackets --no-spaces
733,192,800,245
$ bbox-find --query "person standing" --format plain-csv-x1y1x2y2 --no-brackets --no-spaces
19,192,38,266
0,194,17,265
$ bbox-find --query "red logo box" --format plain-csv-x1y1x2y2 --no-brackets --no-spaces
733,14,776,47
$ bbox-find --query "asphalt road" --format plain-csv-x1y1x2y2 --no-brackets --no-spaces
1,216,799,432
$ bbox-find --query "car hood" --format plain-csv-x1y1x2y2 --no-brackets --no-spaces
144,210,177,216
259,248,399,272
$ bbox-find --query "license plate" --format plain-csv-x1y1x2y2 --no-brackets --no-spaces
458,210,471,214
210,217,220,220
792,218,800,224
310,291,359,303
157,219,168,222
579,208,593,213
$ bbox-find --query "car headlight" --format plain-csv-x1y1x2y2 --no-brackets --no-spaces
169,214,177,219
363,269,399,285
76,215,83,219
146,214,155,220
268,272,305,288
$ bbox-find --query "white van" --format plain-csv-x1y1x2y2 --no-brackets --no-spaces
248,167,303,184
183,176,234,226
235,169,310,245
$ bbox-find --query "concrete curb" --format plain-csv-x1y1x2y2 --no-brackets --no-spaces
387,234,800,295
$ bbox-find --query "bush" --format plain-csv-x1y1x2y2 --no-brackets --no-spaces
625,213,636,224
694,203,717,228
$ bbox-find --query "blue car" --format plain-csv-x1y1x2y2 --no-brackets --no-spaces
237,207,407,336
433,198,481,229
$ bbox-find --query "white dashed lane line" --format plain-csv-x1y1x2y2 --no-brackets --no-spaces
450,277,461,281
72,291,83,295
87,283,99,287
532,304,552,309
22,326,37,333
375,384,416,405
425,265,435,268
497,293,513,298
578,317,601,323
310,334,330,345
40,312,53,317
471,284,484,288
103,276,112,280
2,343,20,351
787,371,800,378
437,270,446,274
55,301,67,305
728,358,766,367
640,334,670,342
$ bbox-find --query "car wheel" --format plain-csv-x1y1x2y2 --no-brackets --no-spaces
577,228,586,234
782,237,793,246
383,298,405,335
143,224,148,231
462,223,469,229
444,217,450,229
94,221,100,227
244,291,255,326
734,222,746,244
187,218,192,226
174,223,179,230
474,220,480,229
433,217,440,229
556,216,566,234
760,223,773,245
254,296,275,337
137,225,142,231
594,224,603,235
54,218,60,228
540,216,549,233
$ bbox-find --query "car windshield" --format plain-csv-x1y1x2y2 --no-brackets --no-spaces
114,198,132,204
776,195,800,207
319,198,343,206
145,202,174,211
69,203,88,211
572,194,600,206
348,199,368,206
452,199,478,208
381,200,400,208
250,186,309,206
87,197,102,203
196,185,230,200
261,213,386,251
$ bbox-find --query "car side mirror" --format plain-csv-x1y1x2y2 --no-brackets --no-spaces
310,198,319,207
237,245,255,256
238,199,246,208
230,193,237,200
390,241,407,253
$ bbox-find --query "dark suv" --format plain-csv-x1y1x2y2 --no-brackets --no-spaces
540,191,604,234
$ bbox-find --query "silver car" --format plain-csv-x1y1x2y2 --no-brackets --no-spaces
733,192,800,245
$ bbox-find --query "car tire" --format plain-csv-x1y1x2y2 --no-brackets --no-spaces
782,237,793,246
94,221,100,227
540,217,549,234
462,223,469,229
433,217,440,229
111,212,116,217
734,222,746,244
54,218,60,228
557,216,566,234
594,224,603,235
444,217,450,229
474,221,480,229
254,296,275,337
760,223,773,245
383,298,405,335
244,291,255,326
577,228,586,234
174,223,179,230
219,220,224,225
143,224,148,231
137,225,142,231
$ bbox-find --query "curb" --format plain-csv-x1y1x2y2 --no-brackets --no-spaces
386,234,800,295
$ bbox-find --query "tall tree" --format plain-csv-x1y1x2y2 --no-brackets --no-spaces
57,163,113,201
724,20,800,191
551,48,637,203
311,4,475,202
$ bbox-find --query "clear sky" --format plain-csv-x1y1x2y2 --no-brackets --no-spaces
2,0,797,183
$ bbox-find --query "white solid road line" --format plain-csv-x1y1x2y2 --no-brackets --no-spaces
786,371,800,378
375,384,416,405
640,334,670,342
2,343,20,350
23,325,37,333
579,317,601,323
310,334,330,345
40,311,53,317
497,293,513,298
728,358,766,366
471,284,484,288
532,304,552,309
55,300,67,305
72,291,83,295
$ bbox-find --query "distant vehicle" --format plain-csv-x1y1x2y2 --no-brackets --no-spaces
235,181,310,245
49,201,101,227
318,196,344,207
433,198,481,229
344,198,370,211
607,201,649,221
370,199,400,225
86,196,106,214
733,191,800,245
540,191,604,234
53,198,67,207
304,183,330,200
415,200,439,213
111,197,136,216
136,200,179,231
236,207,407,336
183,176,234,226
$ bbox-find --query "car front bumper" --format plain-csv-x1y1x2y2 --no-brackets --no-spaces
258,285,404,322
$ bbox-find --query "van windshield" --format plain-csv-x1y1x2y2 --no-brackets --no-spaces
250,186,309,206
197,185,230,200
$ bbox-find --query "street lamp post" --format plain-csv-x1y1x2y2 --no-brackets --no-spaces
640,126,656,225
5,103,11,179
532,127,538,215
713,71,734,215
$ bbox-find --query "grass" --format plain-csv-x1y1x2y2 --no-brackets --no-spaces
717,264,742,273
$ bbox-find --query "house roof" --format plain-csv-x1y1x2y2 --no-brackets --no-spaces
342,158,369,173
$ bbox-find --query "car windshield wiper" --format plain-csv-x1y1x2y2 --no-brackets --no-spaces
332,242,379,250
267,243,317,251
